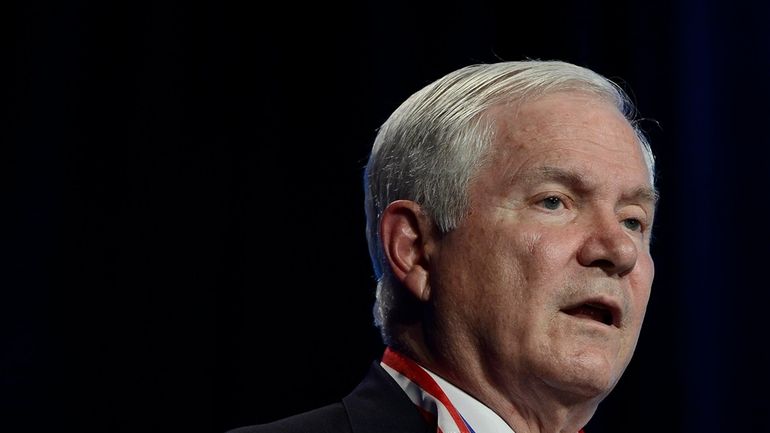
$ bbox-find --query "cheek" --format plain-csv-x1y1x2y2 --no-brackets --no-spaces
433,224,522,315
446,224,535,326
519,226,580,286
629,253,654,313
490,229,572,329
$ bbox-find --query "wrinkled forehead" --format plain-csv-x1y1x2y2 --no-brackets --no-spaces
491,91,628,138
492,93,647,165
481,92,653,188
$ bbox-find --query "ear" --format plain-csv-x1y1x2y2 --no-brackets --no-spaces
380,200,436,302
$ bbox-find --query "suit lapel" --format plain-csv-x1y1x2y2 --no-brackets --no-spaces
343,362,433,433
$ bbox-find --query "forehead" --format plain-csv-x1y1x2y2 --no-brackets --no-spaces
484,91,650,186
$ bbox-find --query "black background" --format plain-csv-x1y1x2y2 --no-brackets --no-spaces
7,1,770,432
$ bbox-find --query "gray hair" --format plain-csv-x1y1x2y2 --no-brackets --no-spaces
363,60,655,345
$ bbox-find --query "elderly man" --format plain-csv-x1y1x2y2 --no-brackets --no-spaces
231,60,656,433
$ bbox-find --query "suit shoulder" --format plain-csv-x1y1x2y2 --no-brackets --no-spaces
226,402,350,433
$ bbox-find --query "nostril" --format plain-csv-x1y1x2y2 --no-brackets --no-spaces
590,259,615,269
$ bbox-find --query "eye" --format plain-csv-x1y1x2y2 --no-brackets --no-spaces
622,218,643,231
540,196,564,210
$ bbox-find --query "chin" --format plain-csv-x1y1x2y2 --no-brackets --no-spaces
541,352,623,402
565,372,617,400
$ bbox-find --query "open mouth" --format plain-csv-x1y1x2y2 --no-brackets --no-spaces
562,302,617,327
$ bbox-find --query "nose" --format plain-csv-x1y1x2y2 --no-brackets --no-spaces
577,216,639,276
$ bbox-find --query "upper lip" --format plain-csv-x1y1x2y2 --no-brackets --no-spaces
561,295,623,328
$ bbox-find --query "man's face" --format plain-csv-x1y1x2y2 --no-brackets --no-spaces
428,92,655,402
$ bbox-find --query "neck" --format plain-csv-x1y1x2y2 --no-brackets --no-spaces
394,327,601,433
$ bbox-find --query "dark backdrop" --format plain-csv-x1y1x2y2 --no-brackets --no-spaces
7,1,770,432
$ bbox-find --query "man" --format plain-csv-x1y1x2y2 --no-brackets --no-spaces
232,60,656,433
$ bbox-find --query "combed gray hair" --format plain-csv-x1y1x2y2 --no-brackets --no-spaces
363,60,655,345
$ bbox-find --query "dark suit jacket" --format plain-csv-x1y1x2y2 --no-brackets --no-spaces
228,362,433,433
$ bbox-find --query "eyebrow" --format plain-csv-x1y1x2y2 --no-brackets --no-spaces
518,166,659,207
627,185,660,207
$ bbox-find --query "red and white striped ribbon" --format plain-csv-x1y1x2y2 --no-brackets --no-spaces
381,347,586,433
382,347,474,433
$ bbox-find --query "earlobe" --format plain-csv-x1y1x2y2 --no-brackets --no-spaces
380,200,434,302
